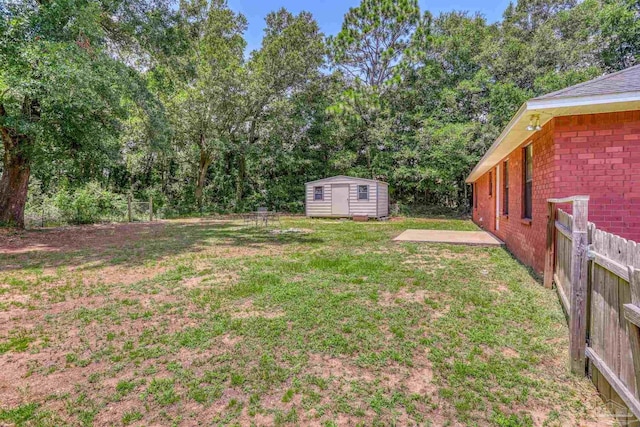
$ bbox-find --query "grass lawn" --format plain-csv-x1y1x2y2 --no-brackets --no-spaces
0,217,608,426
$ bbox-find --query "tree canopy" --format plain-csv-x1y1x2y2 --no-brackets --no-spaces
1,0,638,226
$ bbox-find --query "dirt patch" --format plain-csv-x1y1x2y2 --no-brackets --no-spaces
402,252,467,264
0,352,108,408
219,333,242,348
181,276,204,288
237,408,275,427
306,352,436,396
196,388,246,419
502,347,520,359
379,288,447,306
491,283,510,294
0,293,31,305
0,219,287,270
92,397,145,427
308,353,376,383
227,299,285,319
401,349,439,396
80,264,168,286
405,365,436,395
379,289,428,306
304,352,456,425
378,288,451,321
196,244,282,260
171,270,240,295
0,222,168,255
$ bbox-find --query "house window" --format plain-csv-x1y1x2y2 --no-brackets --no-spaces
314,186,323,201
503,161,509,215
523,145,533,219
489,172,493,197
358,185,369,200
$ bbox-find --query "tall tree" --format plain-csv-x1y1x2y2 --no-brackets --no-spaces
328,0,421,88
328,0,423,178
0,0,171,227
233,8,325,207
597,0,640,70
168,0,246,209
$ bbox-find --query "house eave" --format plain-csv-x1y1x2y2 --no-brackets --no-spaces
465,92,640,183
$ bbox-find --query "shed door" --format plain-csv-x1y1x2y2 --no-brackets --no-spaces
331,184,349,216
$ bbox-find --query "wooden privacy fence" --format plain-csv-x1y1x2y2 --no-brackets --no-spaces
546,196,640,424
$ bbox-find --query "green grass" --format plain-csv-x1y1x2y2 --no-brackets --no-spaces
0,217,606,425
121,410,143,425
0,403,39,425
0,331,35,354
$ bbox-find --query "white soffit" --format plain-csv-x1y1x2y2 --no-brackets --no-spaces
466,92,640,183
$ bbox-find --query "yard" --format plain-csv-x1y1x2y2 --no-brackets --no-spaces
0,217,609,426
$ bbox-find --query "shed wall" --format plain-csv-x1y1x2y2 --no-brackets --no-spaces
305,183,333,217
348,182,378,217
305,177,387,218
377,183,389,217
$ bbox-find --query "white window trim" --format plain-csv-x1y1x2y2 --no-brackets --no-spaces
358,185,369,200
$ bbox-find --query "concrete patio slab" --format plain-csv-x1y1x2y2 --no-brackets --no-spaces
393,229,504,246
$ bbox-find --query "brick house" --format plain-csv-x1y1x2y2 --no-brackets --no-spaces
466,65,640,274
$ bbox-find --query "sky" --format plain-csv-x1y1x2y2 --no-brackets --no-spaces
226,0,512,55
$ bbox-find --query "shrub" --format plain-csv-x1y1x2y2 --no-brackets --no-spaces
53,183,127,224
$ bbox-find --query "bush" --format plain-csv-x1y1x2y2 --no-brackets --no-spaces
278,201,304,214
396,202,470,218
53,183,127,224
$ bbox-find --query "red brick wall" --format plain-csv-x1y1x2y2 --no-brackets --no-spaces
473,120,556,273
472,110,640,274
472,171,495,233
554,111,640,241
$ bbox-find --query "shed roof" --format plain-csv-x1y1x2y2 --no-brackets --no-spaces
466,65,640,183
305,175,386,185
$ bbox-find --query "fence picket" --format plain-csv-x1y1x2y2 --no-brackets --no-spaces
620,275,635,397
551,201,640,423
619,238,635,399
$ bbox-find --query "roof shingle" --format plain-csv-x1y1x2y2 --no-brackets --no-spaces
533,65,640,100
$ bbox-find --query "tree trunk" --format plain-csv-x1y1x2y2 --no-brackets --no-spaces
0,133,32,228
195,135,211,211
0,99,39,228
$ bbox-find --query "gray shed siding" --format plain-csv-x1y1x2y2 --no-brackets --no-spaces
305,182,333,217
377,183,389,217
348,181,378,217
305,176,388,218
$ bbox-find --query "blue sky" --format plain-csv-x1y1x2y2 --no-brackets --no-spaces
226,0,512,55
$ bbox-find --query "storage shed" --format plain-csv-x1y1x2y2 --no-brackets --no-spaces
305,176,389,219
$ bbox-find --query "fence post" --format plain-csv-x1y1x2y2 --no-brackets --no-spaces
128,194,132,222
569,197,589,374
544,201,556,289
149,195,153,222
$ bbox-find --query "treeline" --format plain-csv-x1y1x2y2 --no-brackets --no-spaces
1,0,638,226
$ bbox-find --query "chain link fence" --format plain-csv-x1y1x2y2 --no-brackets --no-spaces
24,197,161,229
